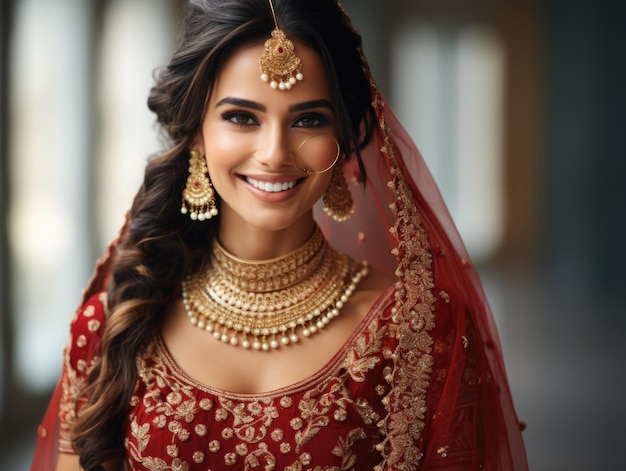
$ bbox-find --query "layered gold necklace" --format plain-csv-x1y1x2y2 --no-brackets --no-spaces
181,227,368,351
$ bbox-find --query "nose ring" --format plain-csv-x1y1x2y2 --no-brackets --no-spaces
293,135,341,175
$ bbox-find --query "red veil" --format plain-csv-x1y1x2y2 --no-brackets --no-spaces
31,27,528,471
317,87,529,469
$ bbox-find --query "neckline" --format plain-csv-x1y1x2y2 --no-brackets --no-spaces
155,285,395,401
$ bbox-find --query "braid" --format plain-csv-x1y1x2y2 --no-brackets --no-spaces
71,149,216,469
67,1,377,467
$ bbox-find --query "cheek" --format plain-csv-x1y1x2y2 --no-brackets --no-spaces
203,133,253,171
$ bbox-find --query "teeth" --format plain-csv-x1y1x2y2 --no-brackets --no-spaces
246,177,296,193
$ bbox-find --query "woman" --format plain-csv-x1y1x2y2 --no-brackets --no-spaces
32,0,528,470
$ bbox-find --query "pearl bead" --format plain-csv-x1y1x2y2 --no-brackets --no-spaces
289,76,297,85
302,328,310,337
241,339,250,349
213,331,221,339
296,72,303,81
230,337,239,346
253,340,262,350
270,339,279,349
261,73,269,82
210,208,218,216
270,81,278,89
289,334,299,343
281,336,290,345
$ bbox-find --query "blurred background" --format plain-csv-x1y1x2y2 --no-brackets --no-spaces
1,0,624,469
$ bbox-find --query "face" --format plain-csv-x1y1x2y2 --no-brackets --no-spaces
195,41,337,235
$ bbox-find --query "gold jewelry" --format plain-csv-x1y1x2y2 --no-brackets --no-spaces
293,135,341,175
182,226,368,351
259,0,303,90
180,150,218,221
323,163,354,222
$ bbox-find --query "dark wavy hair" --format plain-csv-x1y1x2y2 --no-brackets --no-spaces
71,0,375,469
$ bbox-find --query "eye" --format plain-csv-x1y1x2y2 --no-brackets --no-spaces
221,111,258,127
293,113,331,128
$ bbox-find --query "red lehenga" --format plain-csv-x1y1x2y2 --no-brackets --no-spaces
31,54,528,471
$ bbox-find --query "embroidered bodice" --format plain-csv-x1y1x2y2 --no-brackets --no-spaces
59,290,401,470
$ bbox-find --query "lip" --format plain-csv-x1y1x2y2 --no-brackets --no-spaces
239,174,306,201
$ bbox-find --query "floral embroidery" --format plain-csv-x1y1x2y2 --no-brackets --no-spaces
130,418,150,452
371,86,436,471
61,289,406,470
343,321,386,382
332,428,367,470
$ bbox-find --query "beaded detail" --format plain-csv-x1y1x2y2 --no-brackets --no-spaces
182,227,368,350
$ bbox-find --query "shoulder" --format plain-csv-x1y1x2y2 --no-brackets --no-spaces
65,291,108,371
350,265,396,317
359,266,396,302
70,291,107,337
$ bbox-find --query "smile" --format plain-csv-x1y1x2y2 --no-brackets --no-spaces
245,177,298,193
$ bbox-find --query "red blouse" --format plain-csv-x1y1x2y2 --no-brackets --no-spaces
59,289,414,470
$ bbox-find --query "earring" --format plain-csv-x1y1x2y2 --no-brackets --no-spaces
323,163,354,222
180,150,218,221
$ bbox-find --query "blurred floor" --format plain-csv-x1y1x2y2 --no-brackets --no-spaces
2,267,625,470
483,267,626,471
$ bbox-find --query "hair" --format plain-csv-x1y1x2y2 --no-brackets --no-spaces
70,1,376,468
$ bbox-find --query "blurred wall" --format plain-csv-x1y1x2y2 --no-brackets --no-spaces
541,0,626,300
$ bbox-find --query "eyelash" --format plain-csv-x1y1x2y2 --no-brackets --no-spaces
221,111,258,127
293,114,331,128
220,111,331,129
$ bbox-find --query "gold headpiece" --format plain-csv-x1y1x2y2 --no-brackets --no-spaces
259,0,304,90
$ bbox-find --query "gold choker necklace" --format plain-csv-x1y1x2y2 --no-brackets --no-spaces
182,227,368,351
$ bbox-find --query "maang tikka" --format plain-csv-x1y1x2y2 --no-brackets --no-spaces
181,150,218,221
259,0,304,90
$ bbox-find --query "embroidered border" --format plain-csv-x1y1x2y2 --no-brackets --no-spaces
370,87,436,471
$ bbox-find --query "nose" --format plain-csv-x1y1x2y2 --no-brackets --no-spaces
254,127,294,170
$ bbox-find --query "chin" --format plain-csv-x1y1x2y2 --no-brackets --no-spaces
235,206,317,233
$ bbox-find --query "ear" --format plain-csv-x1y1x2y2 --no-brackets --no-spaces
190,131,205,154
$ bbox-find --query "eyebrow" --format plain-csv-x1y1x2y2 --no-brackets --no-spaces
215,97,334,113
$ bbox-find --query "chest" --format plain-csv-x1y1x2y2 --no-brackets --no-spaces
125,321,393,471
160,289,386,394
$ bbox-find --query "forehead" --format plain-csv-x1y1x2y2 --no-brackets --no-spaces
209,41,332,107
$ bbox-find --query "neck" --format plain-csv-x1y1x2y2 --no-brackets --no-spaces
182,224,369,351
216,211,317,260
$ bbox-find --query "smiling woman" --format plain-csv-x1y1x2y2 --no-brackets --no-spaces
196,42,337,244
30,1,528,470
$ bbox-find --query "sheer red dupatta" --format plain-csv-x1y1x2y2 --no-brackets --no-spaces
30,220,127,471
315,80,528,469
